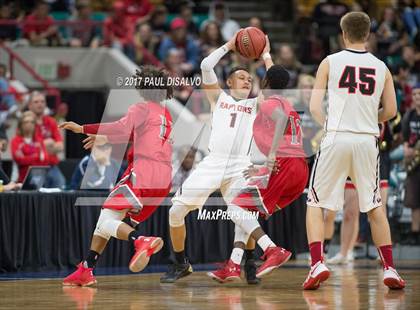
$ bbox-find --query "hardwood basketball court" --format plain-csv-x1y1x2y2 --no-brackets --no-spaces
1,260,418,309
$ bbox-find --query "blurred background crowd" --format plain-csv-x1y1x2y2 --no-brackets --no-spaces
0,0,419,248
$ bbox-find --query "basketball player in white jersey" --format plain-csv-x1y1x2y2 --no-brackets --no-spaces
160,32,274,283
303,12,405,290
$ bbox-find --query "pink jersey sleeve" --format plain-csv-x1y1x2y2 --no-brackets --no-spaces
83,104,148,142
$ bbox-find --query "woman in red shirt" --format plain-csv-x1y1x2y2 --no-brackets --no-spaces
11,111,49,182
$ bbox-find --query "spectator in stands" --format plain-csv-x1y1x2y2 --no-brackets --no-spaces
158,17,199,74
122,0,154,25
68,1,100,48
294,74,320,160
48,0,75,13
134,23,161,66
11,111,49,183
0,63,17,115
402,45,420,83
103,1,136,61
206,2,240,42
248,16,266,33
275,44,302,88
28,91,65,188
402,84,420,245
0,3,18,42
401,3,420,40
90,0,114,12
297,18,325,65
0,128,21,191
180,1,199,37
199,21,224,57
312,0,349,54
171,145,197,191
70,144,120,190
23,1,60,46
164,48,193,103
375,7,408,59
394,61,413,114
149,5,169,37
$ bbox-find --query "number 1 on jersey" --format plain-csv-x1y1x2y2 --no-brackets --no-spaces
230,113,237,128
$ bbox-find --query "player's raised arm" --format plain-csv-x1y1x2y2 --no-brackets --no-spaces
379,69,397,123
200,31,239,108
261,35,274,70
309,58,329,126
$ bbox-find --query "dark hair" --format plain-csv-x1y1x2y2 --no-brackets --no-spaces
200,21,223,46
262,65,289,90
393,61,410,74
215,3,224,10
228,66,249,78
134,66,173,102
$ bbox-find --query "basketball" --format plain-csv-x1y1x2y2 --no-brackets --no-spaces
235,27,266,59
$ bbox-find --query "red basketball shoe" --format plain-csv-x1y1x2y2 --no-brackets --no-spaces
62,263,97,287
256,247,291,278
207,260,241,283
129,236,164,272
383,266,405,289
303,260,330,290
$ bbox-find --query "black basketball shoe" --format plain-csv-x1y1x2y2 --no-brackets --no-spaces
160,259,193,283
244,258,260,284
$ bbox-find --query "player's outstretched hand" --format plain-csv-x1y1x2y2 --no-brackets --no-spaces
82,134,108,150
59,121,83,134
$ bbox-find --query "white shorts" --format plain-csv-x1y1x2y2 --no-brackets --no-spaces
307,132,382,213
172,153,251,211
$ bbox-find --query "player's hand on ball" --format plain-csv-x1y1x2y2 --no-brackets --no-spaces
82,134,108,150
59,121,83,134
226,29,242,51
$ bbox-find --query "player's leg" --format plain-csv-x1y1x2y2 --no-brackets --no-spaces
225,204,292,278
328,187,359,264
244,237,260,284
340,188,359,260
352,136,405,289
304,135,350,290
161,159,221,283
63,208,126,286
160,200,195,283
323,210,336,259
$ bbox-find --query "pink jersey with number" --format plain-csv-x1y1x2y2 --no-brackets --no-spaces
83,101,172,188
253,95,305,158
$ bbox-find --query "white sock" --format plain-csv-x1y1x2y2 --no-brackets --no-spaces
257,235,275,252
230,248,244,265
